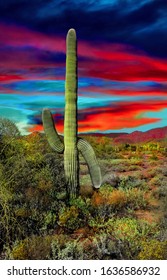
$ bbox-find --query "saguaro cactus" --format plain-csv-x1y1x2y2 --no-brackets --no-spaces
64,29,79,199
42,28,102,200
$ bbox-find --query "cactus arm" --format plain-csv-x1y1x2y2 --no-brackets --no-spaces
77,138,102,188
64,28,79,199
42,108,64,153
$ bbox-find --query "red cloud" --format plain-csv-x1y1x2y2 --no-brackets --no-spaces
77,101,165,132
1,23,167,83
0,23,65,52
29,123,64,134
78,41,167,82
0,23,65,78
29,100,167,134
84,87,167,97
0,74,24,83
80,58,167,82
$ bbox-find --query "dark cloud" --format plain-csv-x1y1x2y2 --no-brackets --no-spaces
0,0,167,57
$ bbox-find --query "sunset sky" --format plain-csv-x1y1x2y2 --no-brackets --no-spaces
0,0,167,135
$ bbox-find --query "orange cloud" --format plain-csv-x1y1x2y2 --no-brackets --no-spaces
29,100,167,134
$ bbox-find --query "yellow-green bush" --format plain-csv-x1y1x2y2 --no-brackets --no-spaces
58,206,80,230
9,235,54,260
138,240,167,260
104,218,159,259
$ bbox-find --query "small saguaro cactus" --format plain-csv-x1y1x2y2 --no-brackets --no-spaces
42,28,102,201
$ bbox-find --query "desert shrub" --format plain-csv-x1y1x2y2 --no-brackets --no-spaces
50,238,85,260
149,175,164,187
111,164,127,172
92,189,127,210
51,234,122,260
0,163,25,248
90,182,148,219
119,175,147,190
58,206,80,230
44,153,66,194
147,142,160,151
155,166,167,176
146,166,158,179
108,190,127,209
155,183,167,199
9,233,119,260
8,240,28,260
138,240,167,260
79,183,94,197
126,165,141,171
149,153,158,161
158,225,167,242
0,118,20,138
88,217,159,259
13,233,106,260
125,188,148,209
83,136,116,159
70,197,91,216
58,197,91,231
107,218,159,259
129,158,143,165
0,134,67,251
80,234,119,260
7,235,55,260
0,121,166,260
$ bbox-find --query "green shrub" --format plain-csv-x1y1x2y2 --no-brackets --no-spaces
58,206,81,230
50,238,84,260
138,240,167,260
8,235,54,260
110,218,159,259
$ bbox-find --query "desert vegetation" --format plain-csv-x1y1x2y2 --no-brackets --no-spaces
0,118,167,260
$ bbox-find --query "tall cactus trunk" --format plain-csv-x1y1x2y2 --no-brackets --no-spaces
64,29,79,200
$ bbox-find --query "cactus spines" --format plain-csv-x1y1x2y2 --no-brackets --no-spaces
42,28,102,201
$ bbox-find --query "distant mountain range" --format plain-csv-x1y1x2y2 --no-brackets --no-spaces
79,126,167,144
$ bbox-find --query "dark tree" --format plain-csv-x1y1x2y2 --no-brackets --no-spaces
0,118,20,138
